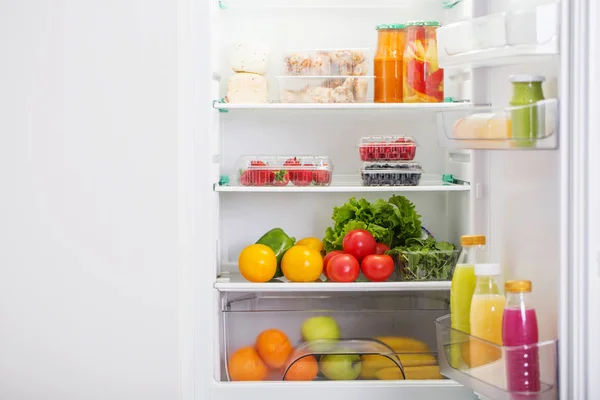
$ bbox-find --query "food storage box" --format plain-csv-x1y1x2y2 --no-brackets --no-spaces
283,48,372,76
393,248,460,281
361,161,422,186
236,155,333,187
358,136,418,161
278,76,373,104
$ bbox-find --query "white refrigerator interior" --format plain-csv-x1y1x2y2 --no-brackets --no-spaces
194,0,594,399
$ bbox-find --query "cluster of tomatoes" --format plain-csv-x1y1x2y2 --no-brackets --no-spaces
324,229,395,282
239,158,331,187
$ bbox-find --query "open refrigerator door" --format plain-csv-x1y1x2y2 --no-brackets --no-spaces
190,0,592,398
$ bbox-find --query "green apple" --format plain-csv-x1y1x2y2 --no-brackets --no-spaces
301,316,341,342
320,354,362,380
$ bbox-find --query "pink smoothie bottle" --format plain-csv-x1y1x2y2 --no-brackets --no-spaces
502,280,540,393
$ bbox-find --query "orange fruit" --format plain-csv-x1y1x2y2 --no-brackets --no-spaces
281,245,323,282
284,354,319,381
256,329,293,369
228,346,269,381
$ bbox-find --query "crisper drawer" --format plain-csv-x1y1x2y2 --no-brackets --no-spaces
220,291,449,383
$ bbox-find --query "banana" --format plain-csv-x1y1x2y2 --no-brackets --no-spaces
359,353,437,379
375,336,431,353
374,365,444,381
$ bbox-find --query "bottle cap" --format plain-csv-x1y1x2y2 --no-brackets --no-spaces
376,23,406,30
510,75,546,83
460,235,486,246
474,263,501,276
406,20,441,27
505,280,532,293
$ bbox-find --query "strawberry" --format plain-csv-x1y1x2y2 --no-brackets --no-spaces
292,163,313,186
272,170,290,186
239,170,252,186
284,157,301,181
313,166,331,186
248,160,273,186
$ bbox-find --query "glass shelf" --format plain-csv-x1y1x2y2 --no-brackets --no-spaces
217,0,438,10
437,2,559,69
436,99,558,150
213,101,470,112
435,315,558,400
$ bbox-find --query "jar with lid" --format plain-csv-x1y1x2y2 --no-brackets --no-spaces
509,74,546,148
374,24,406,103
403,20,444,103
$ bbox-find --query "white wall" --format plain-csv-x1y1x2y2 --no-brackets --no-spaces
0,1,180,399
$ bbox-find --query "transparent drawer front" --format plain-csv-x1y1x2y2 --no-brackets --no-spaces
435,315,558,400
221,293,449,382
436,99,558,149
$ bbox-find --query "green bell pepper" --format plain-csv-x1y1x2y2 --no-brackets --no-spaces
255,228,296,278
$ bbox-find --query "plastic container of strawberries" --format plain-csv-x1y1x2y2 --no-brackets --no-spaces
358,136,418,161
236,156,333,187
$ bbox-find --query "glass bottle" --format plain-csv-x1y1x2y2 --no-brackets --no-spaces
374,24,406,103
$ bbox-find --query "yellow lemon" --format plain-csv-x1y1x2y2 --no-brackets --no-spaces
296,237,324,254
238,244,277,283
281,245,323,282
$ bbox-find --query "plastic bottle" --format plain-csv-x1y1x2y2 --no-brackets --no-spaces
469,263,505,368
502,280,540,393
449,235,486,367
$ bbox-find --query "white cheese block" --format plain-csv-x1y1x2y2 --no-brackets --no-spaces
227,73,268,104
231,41,270,75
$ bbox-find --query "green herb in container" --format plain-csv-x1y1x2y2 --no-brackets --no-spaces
388,237,460,281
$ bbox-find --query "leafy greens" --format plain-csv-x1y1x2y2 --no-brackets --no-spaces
323,195,422,253
387,237,459,281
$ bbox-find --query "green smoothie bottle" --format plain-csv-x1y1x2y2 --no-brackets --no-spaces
509,75,546,148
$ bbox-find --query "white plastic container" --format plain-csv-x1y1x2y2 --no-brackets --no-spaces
506,2,559,46
236,155,333,187
278,76,373,103
283,48,372,76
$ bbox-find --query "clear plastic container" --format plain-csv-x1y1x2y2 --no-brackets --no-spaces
360,161,422,186
394,248,460,281
358,136,418,161
278,76,373,104
236,155,333,187
283,48,372,76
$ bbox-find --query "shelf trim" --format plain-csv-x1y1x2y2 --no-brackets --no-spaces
213,101,471,111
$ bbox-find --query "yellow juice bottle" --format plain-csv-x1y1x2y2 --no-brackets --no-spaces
469,263,505,368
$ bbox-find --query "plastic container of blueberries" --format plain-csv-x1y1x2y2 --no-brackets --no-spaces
358,136,418,161
360,161,422,186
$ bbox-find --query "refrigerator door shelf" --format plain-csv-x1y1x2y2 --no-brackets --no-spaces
435,315,558,400
436,99,558,150
437,2,559,69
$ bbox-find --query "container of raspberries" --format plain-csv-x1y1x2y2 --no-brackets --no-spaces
361,161,422,186
358,136,418,161
236,156,333,187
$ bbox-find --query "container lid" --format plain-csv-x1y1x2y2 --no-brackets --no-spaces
460,235,486,246
442,0,462,9
509,74,546,83
376,23,406,30
406,20,441,27
362,161,422,171
474,263,501,276
505,280,532,293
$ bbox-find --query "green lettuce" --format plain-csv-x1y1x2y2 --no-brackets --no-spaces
323,196,422,253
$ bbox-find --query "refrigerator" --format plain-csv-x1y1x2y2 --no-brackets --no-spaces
191,0,598,399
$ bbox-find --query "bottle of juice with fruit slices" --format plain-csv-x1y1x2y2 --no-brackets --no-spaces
449,235,487,368
469,263,505,368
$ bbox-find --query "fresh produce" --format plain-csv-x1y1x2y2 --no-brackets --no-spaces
361,254,395,282
301,316,341,343
323,196,422,253
375,336,430,353
296,237,324,254
281,245,323,282
255,228,296,278
256,329,293,369
327,253,360,282
284,158,312,186
374,365,444,380
359,137,417,162
323,250,345,278
360,353,437,379
313,167,332,186
238,244,278,282
228,347,269,381
272,170,290,186
387,237,459,281
374,243,390,255
284,353,319,381
342,229,377,261
320,354,362,380
361,162,422,187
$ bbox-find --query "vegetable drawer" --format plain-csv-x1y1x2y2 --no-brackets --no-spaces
220,292,449,382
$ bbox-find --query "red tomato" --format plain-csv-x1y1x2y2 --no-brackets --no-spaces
322,250,345,278
374,243,390,255
361,254,395,282
327,254,360,283
342,230,377,261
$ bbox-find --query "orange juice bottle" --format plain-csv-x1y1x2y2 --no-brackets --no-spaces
469,263,505,368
